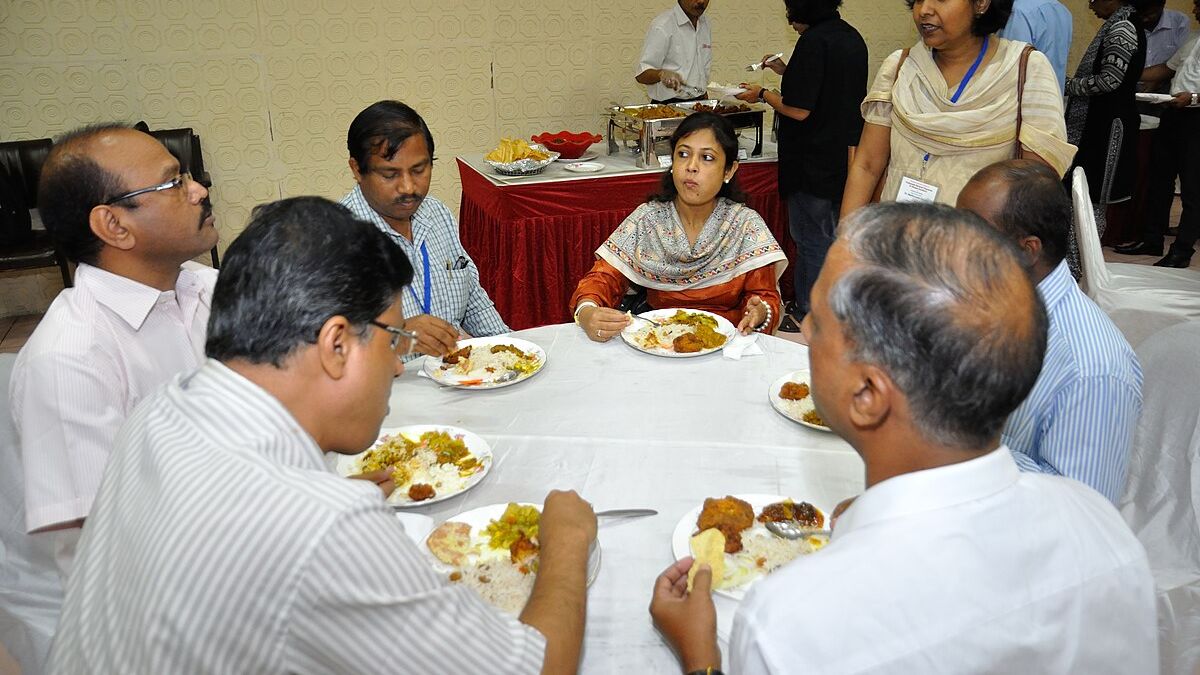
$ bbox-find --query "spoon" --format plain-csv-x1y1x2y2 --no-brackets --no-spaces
764,519,831,540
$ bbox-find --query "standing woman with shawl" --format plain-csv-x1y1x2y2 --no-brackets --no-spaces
1064,0,1147,204
841,0,1077,214
570,113,787,342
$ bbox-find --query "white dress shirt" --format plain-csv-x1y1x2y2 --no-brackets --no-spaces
1168,33,1200,94
637,4,712,101
10,261,216,533
49,360,545,674
729,447,1158,674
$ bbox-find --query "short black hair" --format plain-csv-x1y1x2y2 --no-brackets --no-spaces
833,201,1047,450
347,101,436,171
206,197,415,367
971,159,1071,266
904,0,1012,36
650,112,747,203
784,0,843,24
37,123,131,265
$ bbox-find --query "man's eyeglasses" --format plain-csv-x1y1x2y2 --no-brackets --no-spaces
369,320,418,358
103,172,192,206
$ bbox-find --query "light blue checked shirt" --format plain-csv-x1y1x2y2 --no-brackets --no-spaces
1003,261,1142,503
1000,0,1072,91
341,187,509,340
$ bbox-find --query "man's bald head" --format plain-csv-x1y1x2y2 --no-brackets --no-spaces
828,202,1047,450
957,159,1071,274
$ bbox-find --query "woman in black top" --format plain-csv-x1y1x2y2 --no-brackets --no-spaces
737,0,867,328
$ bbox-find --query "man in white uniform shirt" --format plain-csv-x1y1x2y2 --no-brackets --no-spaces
10,124,218,576
648,202,1157,674
49,197,597,674
636,0,713,103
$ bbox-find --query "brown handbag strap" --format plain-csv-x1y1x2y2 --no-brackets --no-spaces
895,48,911,80
1015,44,1035,159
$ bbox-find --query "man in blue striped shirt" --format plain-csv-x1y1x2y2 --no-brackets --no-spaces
958,160,1142,502
342,101,509,359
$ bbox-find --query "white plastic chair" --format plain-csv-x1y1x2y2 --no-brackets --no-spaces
1119,321,1200,675
0,353,63,674
1071,167,1200,347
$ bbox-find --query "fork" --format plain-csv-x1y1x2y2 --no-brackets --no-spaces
631,313,664,328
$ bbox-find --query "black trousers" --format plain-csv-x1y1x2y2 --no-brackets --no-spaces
1142,107,1200,254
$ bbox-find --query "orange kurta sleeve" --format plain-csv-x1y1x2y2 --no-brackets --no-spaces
569,259,630,313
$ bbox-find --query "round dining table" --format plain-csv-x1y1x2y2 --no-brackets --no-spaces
381,322,865,673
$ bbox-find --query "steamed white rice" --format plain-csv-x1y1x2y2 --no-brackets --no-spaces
720,524,826,589
447,347,538,380
451,559,535,615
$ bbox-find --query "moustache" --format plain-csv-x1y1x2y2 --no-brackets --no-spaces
198,198,213,229
392,195,422,206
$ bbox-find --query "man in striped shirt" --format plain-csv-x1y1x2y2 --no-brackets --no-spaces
49,197,596,674
342,100,509,360
11,125,219,574
958,160,1142,502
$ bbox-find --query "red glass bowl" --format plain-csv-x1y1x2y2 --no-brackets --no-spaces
530,131,603,159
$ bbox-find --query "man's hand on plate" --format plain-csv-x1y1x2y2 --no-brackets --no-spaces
579,305,632,342
660,69,685,90
734,84,762,103
348,467,396,498
650,558,721,673
1166,92,1194,108
737,295,769,334
539,489,597,552
407,314,460,357
830,495,857,530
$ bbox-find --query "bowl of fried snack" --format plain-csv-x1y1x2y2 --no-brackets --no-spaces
530,131,602,159
484,138,560,176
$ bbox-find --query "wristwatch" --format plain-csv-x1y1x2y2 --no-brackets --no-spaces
757,88,767,103
1191,92,1198,107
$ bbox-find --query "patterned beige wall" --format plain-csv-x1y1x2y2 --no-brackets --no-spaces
2,0,1192,318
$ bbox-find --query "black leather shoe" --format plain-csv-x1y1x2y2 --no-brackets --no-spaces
1154,251,1193,268
1114,241,1163,256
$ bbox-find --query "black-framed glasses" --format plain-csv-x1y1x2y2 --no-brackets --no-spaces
369,320,418,358
103,172,192,206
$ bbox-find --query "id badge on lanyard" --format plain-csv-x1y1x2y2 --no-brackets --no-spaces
899,37,989,204
407,241,432,315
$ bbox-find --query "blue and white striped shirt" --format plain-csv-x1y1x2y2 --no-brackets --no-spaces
341,187,509,338
1004,261,1143,502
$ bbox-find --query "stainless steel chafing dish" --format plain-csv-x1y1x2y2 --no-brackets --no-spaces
605,102,766,169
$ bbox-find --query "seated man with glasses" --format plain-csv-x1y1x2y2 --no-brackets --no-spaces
50,197,597,674
10,123,219,579
341,100,509,359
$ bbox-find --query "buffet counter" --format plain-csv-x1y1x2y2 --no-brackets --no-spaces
457,138,796,330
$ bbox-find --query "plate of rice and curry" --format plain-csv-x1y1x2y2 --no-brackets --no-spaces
423,336,546,389
769,370,832,432
671,494,830,601
621,308,736,357
424,502,602,615
336,425,492,507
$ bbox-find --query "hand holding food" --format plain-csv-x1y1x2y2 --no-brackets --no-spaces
1167,92,1194,108
649,557,721,673
660,69,685,90
737,295,769,335
405,313,459,357
578,305,631,342
735,84,762,103
346,467,396,498
485,138,551,163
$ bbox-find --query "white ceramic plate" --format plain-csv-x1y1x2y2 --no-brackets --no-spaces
422,502,602,613
620,308,737,358
1135,93,1175,103
708,84,747,98
422,336,546,389
336,425,493,507
671,493,829,600
555,151,598,162
768,369,833,433
563,161,605,173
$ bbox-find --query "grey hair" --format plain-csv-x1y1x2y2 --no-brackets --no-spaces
830,202,1048,450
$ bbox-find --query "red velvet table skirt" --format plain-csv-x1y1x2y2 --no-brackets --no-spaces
457,158,795,330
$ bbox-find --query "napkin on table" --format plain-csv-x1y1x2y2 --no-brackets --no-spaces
722,332,764,360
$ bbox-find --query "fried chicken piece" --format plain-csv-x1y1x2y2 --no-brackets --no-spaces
509,534,539,566
758,501,824,529
407,483,436,502
696,496,754,553
673,333,705,353
442,345,472,365
779,381,810,401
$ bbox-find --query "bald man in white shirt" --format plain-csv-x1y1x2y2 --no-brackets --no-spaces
636,0,713,103
649,202,1157,674
10,124,219,577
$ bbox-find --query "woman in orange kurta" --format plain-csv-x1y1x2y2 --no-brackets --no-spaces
570,112,787,342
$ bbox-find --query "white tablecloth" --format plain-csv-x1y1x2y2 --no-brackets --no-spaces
382,323,864,673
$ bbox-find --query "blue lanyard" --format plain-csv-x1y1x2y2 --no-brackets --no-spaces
923,36,990,165
407,241,431,315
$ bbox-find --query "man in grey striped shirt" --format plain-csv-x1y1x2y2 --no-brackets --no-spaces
49,197,596,674
958,160,1142,502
